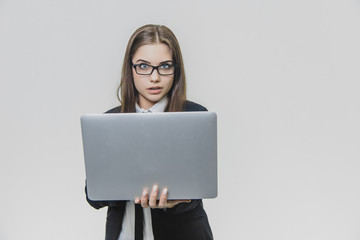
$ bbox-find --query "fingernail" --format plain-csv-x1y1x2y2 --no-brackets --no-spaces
162,188,168,194
143,191,147,197
152,185,158,192
135,198,140,203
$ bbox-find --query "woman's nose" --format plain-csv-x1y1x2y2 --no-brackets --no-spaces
150,69,160,82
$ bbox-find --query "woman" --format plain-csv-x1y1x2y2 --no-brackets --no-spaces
86,24,213,240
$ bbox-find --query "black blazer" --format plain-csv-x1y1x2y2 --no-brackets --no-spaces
85,101,213,240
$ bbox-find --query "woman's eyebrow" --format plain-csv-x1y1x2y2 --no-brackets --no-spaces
135,59,173,64
159,60,173,64
136,59,151,63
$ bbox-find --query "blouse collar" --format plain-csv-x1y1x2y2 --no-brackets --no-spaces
135,97,168,113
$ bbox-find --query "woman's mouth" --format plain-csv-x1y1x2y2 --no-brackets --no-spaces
147,87,162,94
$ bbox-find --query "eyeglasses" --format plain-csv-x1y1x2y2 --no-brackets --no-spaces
132,63,175,76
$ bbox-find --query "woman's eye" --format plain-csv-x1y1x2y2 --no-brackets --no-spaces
139,64,149,69
160,64,171,69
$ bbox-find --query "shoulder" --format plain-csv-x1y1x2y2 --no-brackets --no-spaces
104,101,207,113
184,100,208,112
104,106,121,114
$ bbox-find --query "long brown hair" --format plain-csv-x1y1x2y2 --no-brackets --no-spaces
117,24,187,113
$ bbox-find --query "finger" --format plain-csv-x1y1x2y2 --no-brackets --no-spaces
149,185,158,208
158,188,168,208
141,188,149,208
134,197,140,204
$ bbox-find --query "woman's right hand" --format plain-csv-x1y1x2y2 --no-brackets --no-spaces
134,185,191,209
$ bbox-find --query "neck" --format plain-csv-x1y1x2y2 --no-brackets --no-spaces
138,100,156,110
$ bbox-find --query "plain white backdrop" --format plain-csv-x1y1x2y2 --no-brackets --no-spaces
1,0,360,239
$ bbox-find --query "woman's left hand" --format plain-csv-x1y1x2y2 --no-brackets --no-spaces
134,185,191,209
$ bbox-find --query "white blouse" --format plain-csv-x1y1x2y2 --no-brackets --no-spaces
119,97,168,240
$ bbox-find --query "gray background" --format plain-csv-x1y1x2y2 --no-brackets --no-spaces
1,0,359,239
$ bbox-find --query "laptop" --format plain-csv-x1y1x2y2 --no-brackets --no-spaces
81,111,217,201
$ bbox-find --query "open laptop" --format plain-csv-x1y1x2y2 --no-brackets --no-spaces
81,111,217,201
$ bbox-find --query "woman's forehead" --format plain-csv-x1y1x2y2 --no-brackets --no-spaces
132,43,172,64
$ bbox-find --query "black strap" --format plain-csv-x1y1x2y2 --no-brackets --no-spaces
135,204,144,240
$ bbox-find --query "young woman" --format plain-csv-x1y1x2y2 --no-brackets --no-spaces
85,24,213,240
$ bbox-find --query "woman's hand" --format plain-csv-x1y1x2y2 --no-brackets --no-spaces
134,185,191,209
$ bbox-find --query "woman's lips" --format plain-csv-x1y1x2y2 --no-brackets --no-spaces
147,86,162,94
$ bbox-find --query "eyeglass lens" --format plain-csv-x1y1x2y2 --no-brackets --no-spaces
135,64,174,75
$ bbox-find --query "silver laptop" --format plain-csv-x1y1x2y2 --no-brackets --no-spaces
81,112,217,201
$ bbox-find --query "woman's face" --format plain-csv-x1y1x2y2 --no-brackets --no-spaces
132,43,174,110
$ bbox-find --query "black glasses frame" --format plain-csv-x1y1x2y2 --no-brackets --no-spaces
132,63,176,76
